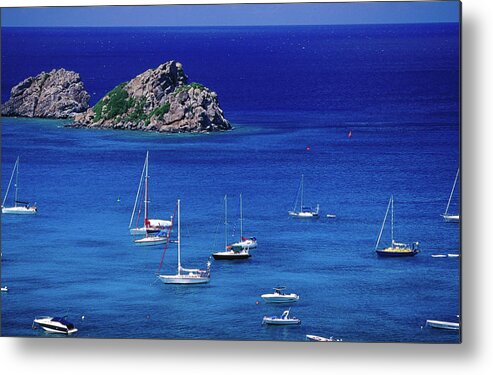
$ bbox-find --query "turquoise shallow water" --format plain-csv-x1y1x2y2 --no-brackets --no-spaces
1,24,459,342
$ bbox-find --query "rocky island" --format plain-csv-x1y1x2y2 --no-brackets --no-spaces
73,60,231,133
1,69,90,118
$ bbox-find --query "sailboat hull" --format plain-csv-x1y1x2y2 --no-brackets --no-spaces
2,206,37,214
442,214,460,223
134,237,167,246
288,211,319,218
376,249,419,257
159,275,210,284
213,251,251,260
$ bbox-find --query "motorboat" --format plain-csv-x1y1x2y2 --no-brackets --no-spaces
326,214,337,219
158,200,211,284
33,316,78,335
431,254,447,258
306,335,342,342
262,309,301,325
448,254,460,258
426,319,460,331
1,286,8,292
2,156,37,215
288,174,320,218
261,287,299,303
375,196,419,257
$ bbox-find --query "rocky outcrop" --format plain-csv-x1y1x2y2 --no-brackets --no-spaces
73,60,231,133
2,69,90,118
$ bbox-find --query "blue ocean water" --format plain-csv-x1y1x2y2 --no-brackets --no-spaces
1,24,460,342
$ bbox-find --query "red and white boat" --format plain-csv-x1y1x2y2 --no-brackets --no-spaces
129,151,172,239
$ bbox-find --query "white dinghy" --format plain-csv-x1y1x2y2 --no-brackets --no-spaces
262,309,301,325
442,168,460,222
261,287,299,303
2,156,37,215
158,200,211,284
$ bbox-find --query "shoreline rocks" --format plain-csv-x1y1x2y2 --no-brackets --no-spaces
73,60,231,133
1,69,90,118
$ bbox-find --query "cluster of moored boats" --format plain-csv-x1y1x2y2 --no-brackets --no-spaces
1,152,460,338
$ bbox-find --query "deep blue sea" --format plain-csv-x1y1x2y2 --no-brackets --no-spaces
1,24,460,342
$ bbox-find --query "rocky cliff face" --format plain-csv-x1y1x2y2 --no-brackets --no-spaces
2,69,90,118
73,61,231,133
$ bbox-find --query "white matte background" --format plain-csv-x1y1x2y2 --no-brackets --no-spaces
0,0,491,373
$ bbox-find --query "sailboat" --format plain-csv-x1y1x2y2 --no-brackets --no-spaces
229,193,257,251
375,196,419,257
2,156,37,215
158,199,211,284
129,151,171,236
442,168,460,223
212,195,251,260
288,174,319,218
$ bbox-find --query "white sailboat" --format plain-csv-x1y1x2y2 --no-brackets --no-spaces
288,174,319,218
129,151,172,236
442,168,460,222
158,199,211,284
2,156,37,215
212,195,251,260
375,196,419,257
229,193,257,251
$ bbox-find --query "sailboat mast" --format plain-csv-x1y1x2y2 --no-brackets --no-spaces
2,157,18,208
144,151,149,224
240,193,243,240
300,174,304,211
129,157,146,229
224,195,228,249
177,199,181,275
375,196,392,251
14,157,19,207
391,195,394,248
445,168,460,215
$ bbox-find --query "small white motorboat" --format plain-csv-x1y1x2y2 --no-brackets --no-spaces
431,254,447,258
447,254,460,258
426,319,460,331
33,316,78,335
262,309,301,325
261,287,299,303
1,286,8,292
326,214,337,219
306,334,342,342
